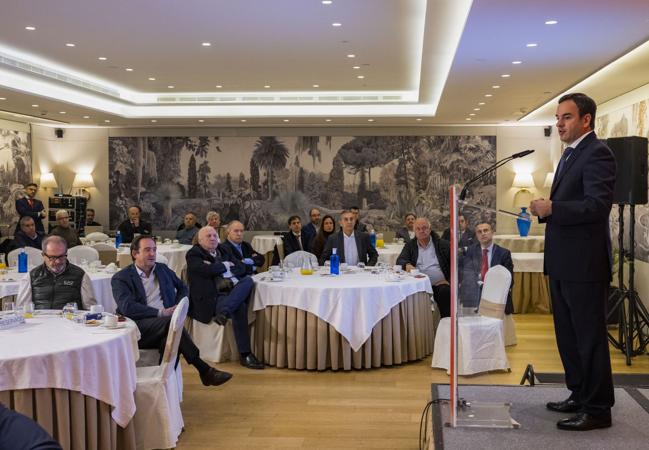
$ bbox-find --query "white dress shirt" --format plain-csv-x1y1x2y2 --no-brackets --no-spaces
343,231,359,266
135,264,164,312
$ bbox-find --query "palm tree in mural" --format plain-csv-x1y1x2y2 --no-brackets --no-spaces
252,136,289,200
294,136,332,169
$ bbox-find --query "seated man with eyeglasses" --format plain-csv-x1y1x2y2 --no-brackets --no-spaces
16,235,97,310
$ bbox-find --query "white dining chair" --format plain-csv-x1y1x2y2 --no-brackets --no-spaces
7,247,42,267
85,231,109,242
186,319,239,363
133,297,188,450
283,250,318,268
431,265,512,375
67,245,100,265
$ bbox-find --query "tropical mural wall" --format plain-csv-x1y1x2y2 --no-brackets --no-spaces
108,135,497,233
0,127,32,235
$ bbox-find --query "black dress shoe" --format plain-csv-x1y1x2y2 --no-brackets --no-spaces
546,398,581,413
557,412,611,431
240,353,265,370
214,312,229,326
199,367,233,386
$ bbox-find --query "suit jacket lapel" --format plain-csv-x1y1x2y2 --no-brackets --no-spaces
130,266,148,304
551,132,595,197
490,245,501,267
355,233,363,262
337,232,345,262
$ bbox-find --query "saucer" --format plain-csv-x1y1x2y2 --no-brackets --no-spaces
102,322,126,329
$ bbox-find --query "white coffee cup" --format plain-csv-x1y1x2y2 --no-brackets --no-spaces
340,263,348,270
104,313,118,327
90,305,104,314
410,268,420,275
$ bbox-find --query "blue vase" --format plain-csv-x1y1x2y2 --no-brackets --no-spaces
517,207,531,237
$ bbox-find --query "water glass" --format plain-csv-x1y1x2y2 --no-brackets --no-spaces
63,302,78,320
23,302,34,318
2,301,15,312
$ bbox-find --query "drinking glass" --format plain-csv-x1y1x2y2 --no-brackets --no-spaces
357,262,366,270
2,301,15,312
23,302,34,318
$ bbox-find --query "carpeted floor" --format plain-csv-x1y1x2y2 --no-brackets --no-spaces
431,385,649,450
534,372,649,387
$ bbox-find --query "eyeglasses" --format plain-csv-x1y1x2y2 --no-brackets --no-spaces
43,253,67,261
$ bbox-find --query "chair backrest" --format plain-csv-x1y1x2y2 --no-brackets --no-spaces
160,297,189,380
478,265,512,319
283,250,318,268
7,246,42,267
91,243,118,265
156,253,169,265
85,231,108,241
67,245,100,265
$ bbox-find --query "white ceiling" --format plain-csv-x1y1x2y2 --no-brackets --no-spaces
0,0,648,127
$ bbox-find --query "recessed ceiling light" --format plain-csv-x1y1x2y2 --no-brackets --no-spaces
125,68,133,71
322,0,333,4
0,97,6,100
352,66,361,70
98,57,107,61
469,113,476,116
151,119,157,123
545,20,558,25
31,104,38,107
501,74,511,78
264,85,271,88
485,94,493,97
473,108,480,111
357,75,365,79
198,119,205,123
313,84,319,88
148,77,156,81
325,119,332,122
526,43,538,47
25,26,36,31
465,118,472,121
347,54,356,58
478,102,485,105
492,85,500,89
104,119,110,123
216,85,222,88
83,115,90,119
59,111,66,114
367,119,375,122
201,42,211,47
416,118,422,121
240,119,247,122
167,85,174,89
283,119,290,122
512,61,522,65
332,23,341,27
65,43,75,47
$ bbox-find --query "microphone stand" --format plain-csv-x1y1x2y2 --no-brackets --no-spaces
459,150,534,201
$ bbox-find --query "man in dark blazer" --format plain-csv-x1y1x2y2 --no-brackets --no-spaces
301,208,321,251
396,217,451,317
116,205,152,244
221,220,265,275
321,210,378,266
530,93,616,431
15,183,46,233
186,226,264,369
442,213,476,249
395,213,416,241
272,215,310,265
459,223,514,314
111,235,232,386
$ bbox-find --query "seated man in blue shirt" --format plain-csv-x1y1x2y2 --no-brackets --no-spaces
221,220,265,275
111,235,232,386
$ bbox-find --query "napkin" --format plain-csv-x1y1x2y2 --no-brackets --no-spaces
104,263,118,273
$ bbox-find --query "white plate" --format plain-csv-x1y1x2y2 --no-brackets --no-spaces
385,278,404,282
102,322,126,329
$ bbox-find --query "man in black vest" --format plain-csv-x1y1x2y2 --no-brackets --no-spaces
16,235,97,310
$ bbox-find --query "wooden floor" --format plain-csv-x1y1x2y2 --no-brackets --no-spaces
176,314,649,449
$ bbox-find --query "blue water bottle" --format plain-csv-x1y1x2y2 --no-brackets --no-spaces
115,230,122,249
369,229,377,248
330,248,340,275
18,248,28,273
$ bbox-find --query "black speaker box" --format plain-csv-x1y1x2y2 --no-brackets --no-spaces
607,136,648,205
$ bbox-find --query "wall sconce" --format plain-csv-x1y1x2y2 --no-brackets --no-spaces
72,173,95,199
543,172,555,188
40,172,58,193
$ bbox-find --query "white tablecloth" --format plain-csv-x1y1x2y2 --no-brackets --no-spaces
512,252,544,272
252,269,432,351
377,243,404,266
251,235,283,254
493,234,545,253
117,243,191,277
0,270,120,313
0,314,140,427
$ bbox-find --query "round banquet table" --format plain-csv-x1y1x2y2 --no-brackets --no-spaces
376,243,404,266
251,268,439,371
493,234,545,253
0,312,140,449
0,269,120,313
511,252,551,314
117,243,191,277
251,235,283,272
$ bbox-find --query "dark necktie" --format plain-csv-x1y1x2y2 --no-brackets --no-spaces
28,199,34,208
480,248,489,281
555,147,575,178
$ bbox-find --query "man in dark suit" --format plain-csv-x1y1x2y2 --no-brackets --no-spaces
12,216,45,250
116,205,152,244
442,213,476,249
186,226,264,369
272,215,310,265
395,213,416,241
350,206,369,232
111,235,232,386
301,208,321,251
222,220,265,275
459,222,514,314
321,210,378,266
396,217,451,317
530,93,615,431
15,183,46,233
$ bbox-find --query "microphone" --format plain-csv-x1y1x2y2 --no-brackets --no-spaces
459,149,535,200
512,149,535,158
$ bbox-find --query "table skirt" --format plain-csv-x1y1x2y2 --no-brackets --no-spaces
512,272,552,314
252,292,440,371
0,388,135,450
